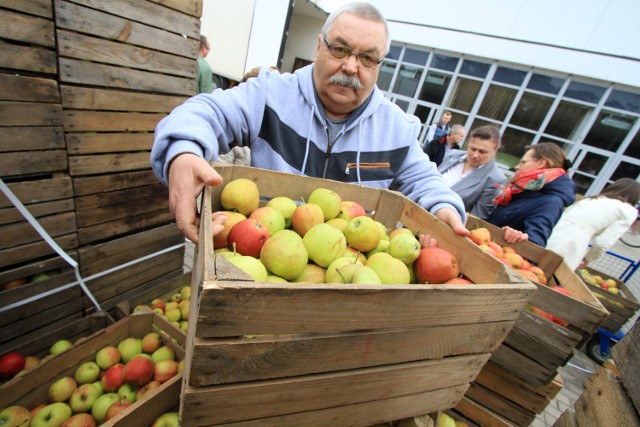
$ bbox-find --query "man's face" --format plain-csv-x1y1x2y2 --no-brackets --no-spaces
466,137,497,168
448,130,465,146
313,13,386,119
441,113,452,125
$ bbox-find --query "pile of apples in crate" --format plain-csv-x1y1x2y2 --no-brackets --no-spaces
132,286,191,333
214,179,468,285
577,269,621,295
0,334,181,426
0,339,77,385
467,226,572,327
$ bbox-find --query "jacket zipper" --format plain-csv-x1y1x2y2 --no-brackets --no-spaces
345,162,391,175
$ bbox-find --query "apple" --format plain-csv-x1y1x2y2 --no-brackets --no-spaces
31,403,72,427
528,266,547,284
0,351,26,377
50,339,73,355
478,244,497,257
365,239,390,257
177,360,184,374
516,268,539,282
117,383,138,403
117,337,142,363
469,227,491,245
351,265,382,284
337,201,366,221
325,263,362,284
219,178,259,215
374,221,389,241
61,413,97,427
0,406,31,427
325,217,348,232
135,380,161,401
91,381,103,394
227,219,270,258
24,355,40,370
291,203,324,237
302,223,347,268
151,346,176,364
91,393,120,424
366,253,410,284
249,206,286,236
213,211,246,249
180,285,191,300
260,229,308,280
488,242,504,257
388,233,421,264
388,227,414,240
266,275,288,283
49,376,78,403
292,263,327,283
169,293,182,303
0,277,28,290
141,332,162,354
154,359,179,383
227,255,268,282
101,363,125,392
31,403,47,418
73,361,100,385
95,346,121,370
164,301,179,311
133,304,150,312
344,247,367,264
503,246,516,254
104,399,132,421
326,256,363,282
149,299,165,311
151,412,180,427
164,308,182,323
179,301,190,320
307,188,342,220
122,355,155,386
414,247,460,284
180,321,189,332
504,253,524,269
343,216,380,252
69,383,102,413
445,277,475,284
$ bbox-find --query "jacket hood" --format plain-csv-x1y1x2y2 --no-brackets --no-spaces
540,174,576,206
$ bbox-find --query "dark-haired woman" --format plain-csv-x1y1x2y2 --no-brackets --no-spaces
546,178,640,270
487,142,576,246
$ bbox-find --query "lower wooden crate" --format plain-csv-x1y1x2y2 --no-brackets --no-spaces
179,164,537,427
578,267,640,332
0,312,185,423
115,271,192,320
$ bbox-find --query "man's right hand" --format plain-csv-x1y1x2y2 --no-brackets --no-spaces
168,153,224,243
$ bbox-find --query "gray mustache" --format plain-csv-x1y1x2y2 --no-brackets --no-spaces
329,73,363,89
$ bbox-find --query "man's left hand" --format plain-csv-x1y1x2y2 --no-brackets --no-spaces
436,208,470,237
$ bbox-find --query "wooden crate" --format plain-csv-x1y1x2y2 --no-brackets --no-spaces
0,312,185,425
578,267,640,332
466,215,609,387
115,272,192,320
178,164,537,426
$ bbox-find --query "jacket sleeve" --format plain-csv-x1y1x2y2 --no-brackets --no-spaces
469,172,505,220
424,124,436,143
521,196,566,246
586,204,637,262
150,72,269,185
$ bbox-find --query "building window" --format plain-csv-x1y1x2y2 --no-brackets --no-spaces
478,85,517,121
584,112,636,152
565,81,606,104
418,71,451,104
511,92,554,130
403,48,429,66
378,62,397,91
493,66,527,86
623,128,640,158
544,101,591,140
605,89,640,114
527,73,565,94
449,78,481,112
430,53,458,71
460,59,490,78
385,45,402,61
393,64,422,97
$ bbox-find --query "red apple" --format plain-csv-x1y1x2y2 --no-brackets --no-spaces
213,211,246,249
149,299,165,311
95,346,121,370
337,201,366,221
62,413,98,427
414,247,460,284
104,399,132,421
154,359,179,383
0,351,26,377
122,355,154,387
291,203,324,237
445,277,474,284
141,332,162,354
101,363,125,392
227,218,270,258
135,380,161,401
469,227,491,245
0,406,31,427
249,206,286,236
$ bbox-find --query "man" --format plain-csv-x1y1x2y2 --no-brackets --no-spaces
425,123,465,166
151,2,468,243
438,125,506,220
197,35,214,94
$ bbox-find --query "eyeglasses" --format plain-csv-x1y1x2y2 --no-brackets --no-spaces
322,34,383,69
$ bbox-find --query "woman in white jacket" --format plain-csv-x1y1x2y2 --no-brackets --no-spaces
546,178,640,270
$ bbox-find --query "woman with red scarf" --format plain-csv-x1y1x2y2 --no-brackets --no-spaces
487,143,576,246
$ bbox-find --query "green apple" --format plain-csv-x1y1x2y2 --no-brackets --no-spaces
291,203,324,237
388,233,421,264
48,376,78,403
325,263,364,284
366,239,390,257
325,217,348,232
352,265,382,284
260,230,308,280
308,188,342,220
344,216,381,252
95,345,121,370
91,393,120,424
0,406,31,427
266,196,298,229
292,263,327,283
366,252,411,284
374,221,390,241
118,383,138,403
219,178,260,215
180,285,191,300
153,359,179,383
151,346,176,364
266,275,288,283
141,332,162,354
164,308,182,323
59,413,97,426
326,256,363,282
302,223,347,268
151,412,179,427
49,339,72,355
74,361,101,385
69,383,102,413
180,321,189,332
227,255,268,282
31,403,71,427
249,206,286,236
117,337,142,363
91,380,103,394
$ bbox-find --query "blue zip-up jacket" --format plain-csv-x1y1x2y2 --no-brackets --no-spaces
487,174,576,246
151,65,466,220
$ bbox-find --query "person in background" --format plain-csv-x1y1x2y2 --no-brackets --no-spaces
438,125,506,220
241,66,279,83
423,110,452,150
150,2,468,244
487,142,575,246
546,178,640,271
425,124,465,166
197,35,215,94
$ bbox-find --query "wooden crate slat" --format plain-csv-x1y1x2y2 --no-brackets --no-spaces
0,8,55,47
181,356,478,425
55,0,198,58
0,234,77,269
490,344,554,388
66,132,153,155
60,85,187,113
57,29,196,78
77,208,175,245
76,194,168,228
0,0,53,18
0,75,60,103
454,397,515,427
465,382,535,427
75,183,167,211
0,211,76,250
0,150,68,177
68,152,154,176
483,361,564,401
512,311,582,356
63,109,164,132
0,101,62,127
148,0,202,17
190,322,511,386
502,326,570,371
473,365,550,414
0,126,64,152
0,40,57,74
0,199,74,226
0,254,73,286
611,319,640,411
0,176,73,208
72,170,160,196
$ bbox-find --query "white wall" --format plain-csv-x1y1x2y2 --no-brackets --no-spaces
245,0,290,74
281,14,324,72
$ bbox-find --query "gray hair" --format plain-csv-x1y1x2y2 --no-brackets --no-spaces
322,2,390,54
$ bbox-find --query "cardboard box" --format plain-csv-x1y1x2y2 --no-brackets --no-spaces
180,164,537,426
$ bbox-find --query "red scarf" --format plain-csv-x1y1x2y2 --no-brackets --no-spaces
494,168,566,206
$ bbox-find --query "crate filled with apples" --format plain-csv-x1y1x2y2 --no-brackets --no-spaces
577,267,639,333
177,163,537,427
0,312,185,427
